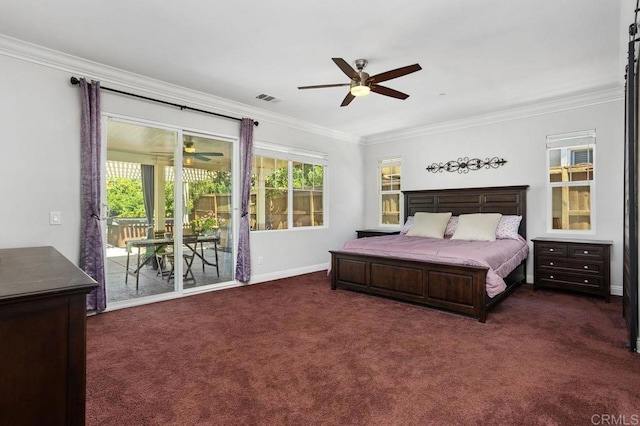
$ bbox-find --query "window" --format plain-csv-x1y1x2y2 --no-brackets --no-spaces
379,157,401,225
546,130,596,232
251,143,327,230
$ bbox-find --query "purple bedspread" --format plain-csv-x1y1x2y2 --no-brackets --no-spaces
339,235,529,298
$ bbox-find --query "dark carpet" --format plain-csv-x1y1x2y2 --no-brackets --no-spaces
86,271,639,425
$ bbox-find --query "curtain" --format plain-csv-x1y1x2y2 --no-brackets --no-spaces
235,118,254,282
141,165,155,236
79,79,106,312
141,164,157,267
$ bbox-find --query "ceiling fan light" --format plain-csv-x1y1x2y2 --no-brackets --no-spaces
350,84,371,97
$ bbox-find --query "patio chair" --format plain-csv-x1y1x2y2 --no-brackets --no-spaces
154,231,172,278
166,234,198,282
166,250,196,283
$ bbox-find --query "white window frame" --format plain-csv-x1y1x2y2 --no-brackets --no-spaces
252,141,328,231
378,156,402,227
546,129,596,234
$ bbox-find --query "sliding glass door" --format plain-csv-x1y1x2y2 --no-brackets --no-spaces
104,118,234,305
181,133,234,287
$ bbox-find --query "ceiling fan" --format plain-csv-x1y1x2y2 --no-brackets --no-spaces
298,58,422,107
152,139,223,162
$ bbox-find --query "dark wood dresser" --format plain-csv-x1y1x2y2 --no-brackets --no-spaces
532,237,612,302
0,246,97,426
355,229,400,238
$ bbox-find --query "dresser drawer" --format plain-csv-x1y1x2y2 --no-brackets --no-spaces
535,242,567,257
568,245,604,259
538,258,602,274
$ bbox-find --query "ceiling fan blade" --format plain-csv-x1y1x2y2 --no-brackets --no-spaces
193,153,212,162
340,92,355,107
298,83,351,90
370,84,410,100
195,152,224,156
368,64,422,84
332,58,358,79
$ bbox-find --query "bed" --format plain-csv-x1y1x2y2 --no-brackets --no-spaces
330,185,529,322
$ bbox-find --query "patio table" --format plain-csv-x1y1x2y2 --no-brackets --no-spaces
125,235,219,288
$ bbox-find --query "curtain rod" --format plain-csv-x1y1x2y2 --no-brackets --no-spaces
69,77,258,126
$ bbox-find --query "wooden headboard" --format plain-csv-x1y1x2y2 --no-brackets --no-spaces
402,185,529,239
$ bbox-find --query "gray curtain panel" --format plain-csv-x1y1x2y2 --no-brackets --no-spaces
141,164,157,268
235,118,255,282
141,164,155,237
79,78,106,312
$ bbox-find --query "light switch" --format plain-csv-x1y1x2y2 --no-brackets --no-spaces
49,211,62,225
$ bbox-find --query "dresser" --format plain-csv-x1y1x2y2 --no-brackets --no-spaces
0,246,97,426
532,237,612,302
355,229,400,238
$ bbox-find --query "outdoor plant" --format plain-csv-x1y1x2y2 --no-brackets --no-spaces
191,211,220,233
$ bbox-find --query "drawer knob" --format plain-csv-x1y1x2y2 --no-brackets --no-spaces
583,250,589,254
549,262,554,266
550,275,554,279
549,248,554,252
584,265,589,269
584,279,589,283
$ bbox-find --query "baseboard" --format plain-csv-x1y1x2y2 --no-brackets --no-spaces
610,285,623,297
247,263,330,285
184,264,330,295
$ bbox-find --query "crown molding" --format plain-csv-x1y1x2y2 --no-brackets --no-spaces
361,86,624,145
0,34,358,144
0,34,623,147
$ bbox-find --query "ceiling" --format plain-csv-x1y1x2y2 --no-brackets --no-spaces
0,0,625,140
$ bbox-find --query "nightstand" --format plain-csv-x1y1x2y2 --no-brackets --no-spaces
532,237,612,302
356,229,400,238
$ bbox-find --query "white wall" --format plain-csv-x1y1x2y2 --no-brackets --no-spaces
0,50,364,280
0,54,83,259
362,100,625,293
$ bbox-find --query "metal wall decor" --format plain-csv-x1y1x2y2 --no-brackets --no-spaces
426,157,507,174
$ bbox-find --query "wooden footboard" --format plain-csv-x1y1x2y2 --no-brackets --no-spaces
330,250,491,322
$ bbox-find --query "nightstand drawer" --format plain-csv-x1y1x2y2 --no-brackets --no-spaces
538,258,602,274
535,242,567,257
539,272,602,288
568,245,604,259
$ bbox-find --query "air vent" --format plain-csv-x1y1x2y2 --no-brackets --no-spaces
256,93,280,103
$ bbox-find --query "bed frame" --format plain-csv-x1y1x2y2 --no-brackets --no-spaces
330,185,529,322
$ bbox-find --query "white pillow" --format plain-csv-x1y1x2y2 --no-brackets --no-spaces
406,212,452,239
451,213,502,241
496,215,522,239
400,216,414,235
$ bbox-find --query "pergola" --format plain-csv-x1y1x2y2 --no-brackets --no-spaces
106,160,217,236
106,160,217,183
